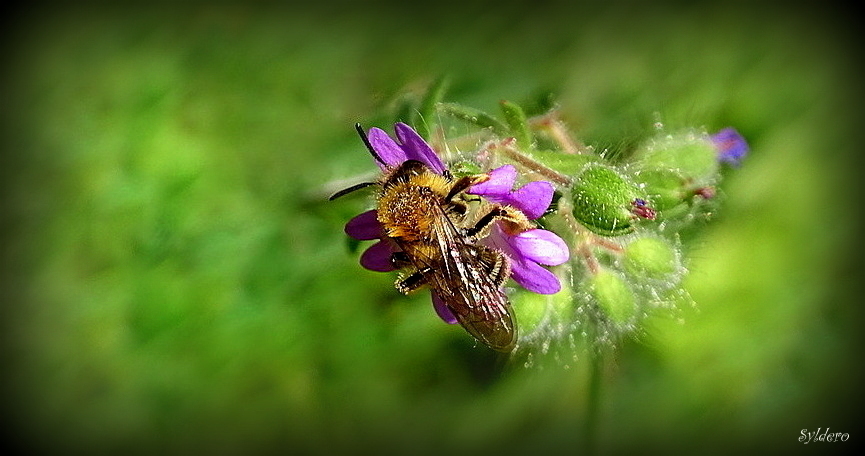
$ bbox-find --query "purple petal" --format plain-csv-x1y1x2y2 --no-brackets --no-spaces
505,181,554,220
711,127,748,166
467,165,517,196
344,210,382,240
480,224,563,294
359,240,396,272
510,229,569,266
479,223,517,259
367,127,406,169
510,259,562,294
394,122,446,174
432,292,458,324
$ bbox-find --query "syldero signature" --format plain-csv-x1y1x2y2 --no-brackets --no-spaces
799,428,849,444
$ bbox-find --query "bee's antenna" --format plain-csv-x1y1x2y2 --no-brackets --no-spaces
355,123,388,167
329,181,376,201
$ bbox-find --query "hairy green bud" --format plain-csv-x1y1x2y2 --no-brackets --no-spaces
623,236,680,278
632,168,688,212
633,132,718,180
590,269,637,325
571,164,645,236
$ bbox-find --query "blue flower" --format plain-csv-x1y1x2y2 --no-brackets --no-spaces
711,127,748,166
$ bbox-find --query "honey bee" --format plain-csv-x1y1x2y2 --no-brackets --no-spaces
331,124,533,352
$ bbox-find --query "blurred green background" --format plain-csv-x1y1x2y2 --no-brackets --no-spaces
1,2,861,454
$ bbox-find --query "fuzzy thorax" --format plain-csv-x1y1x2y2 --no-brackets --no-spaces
376,172,451,241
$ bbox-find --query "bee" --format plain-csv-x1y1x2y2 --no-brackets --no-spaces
331,124,533,352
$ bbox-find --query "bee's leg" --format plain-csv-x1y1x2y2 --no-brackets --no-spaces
472,246,511,288
395,267,432,294
465,207,504,238
390,251,412,269
444,174,488,202
443,173,491,219
391,251,433,293
448,200,468,217
464,205,533,238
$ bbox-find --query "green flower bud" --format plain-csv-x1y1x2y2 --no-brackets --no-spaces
590,269,637,325
513,288,570,337
513,290,547,334
632,168,688,211
571,164,646,236
623,236,680,277
633,132,718,180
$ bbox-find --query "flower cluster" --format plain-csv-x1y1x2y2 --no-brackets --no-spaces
343,123,569,324
336,97,749,355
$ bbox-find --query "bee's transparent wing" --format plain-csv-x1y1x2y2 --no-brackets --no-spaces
425,206,517,352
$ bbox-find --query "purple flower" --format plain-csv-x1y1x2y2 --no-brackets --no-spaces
480,223,569,294
467,165,554,220
344,209,395,272
343,123,570,324
711,127,748,166
465,163,569,293
366,122,446,173
432,292,458,324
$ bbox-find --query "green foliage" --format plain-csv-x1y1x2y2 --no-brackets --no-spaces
438,102,509,135
498,100,533,150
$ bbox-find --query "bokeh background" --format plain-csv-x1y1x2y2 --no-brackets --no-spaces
2,2,861,454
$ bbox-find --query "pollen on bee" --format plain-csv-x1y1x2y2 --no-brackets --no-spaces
376,174,450,240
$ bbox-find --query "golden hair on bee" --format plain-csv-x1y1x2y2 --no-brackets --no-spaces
376,166,454,241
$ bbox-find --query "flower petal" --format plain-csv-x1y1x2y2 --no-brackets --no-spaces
394,122,446,174
506,181,554,219
432,292,458,324
367,127,406,169
344,210,382,240
359,240,396,272
510,258,562,294
711,127,748,166
510,229,569,265
479,223,517,259
467,165,517,196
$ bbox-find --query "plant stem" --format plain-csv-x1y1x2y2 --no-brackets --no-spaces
584,341,603,456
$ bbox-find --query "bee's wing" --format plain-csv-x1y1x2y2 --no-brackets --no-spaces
422,206,517,352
